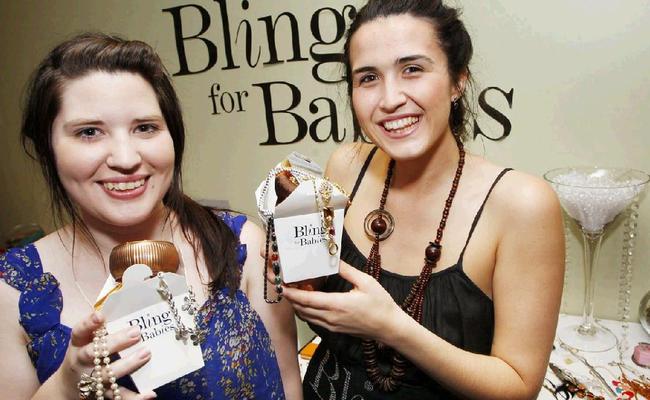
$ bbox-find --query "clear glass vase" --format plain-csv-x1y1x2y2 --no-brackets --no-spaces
545,167,649,352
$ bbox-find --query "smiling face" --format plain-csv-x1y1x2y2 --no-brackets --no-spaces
51,71,175,229
350,14,461,160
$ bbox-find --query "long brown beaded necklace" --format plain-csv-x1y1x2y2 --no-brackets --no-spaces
361,139,465,392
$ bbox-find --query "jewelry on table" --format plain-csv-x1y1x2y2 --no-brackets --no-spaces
361,139,465,392
559,342,617,398
615,364,650,398
156,273,204,345
549,363,605,400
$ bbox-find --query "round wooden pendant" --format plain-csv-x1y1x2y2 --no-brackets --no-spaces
364,209,395,241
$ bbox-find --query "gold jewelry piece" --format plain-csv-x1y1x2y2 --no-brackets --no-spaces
320,181,338,255
312,179,338,255
109,240,179,281
78,372,95,399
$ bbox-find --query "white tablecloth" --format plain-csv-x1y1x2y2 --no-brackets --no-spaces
540,314,650,400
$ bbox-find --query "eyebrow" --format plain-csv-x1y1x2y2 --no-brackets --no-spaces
396,54,435,65
134,115,165,123
352,54,435,75
63,119,104,130
62,115,164,130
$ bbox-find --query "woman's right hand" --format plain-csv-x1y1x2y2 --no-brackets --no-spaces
52,311,156,399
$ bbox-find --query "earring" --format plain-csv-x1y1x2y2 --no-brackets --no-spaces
451,97,459,109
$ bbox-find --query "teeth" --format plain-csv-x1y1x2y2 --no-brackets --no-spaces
383,116,419,131
103,179,145,191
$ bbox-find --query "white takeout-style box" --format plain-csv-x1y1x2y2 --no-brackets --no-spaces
99,264,204,392
256,154,347,284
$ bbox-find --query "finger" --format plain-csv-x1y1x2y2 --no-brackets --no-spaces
71,311,105,347
337,262,370,287
105,346,152,379
282,286,333,308
77,325,142,366
292,303,330,326
104,385,157,400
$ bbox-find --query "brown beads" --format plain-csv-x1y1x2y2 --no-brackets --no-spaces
361,139,465,392
370,216,387,235
424,242,441,264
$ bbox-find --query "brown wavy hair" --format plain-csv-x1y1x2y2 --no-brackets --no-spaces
21,33,240,294
344,0,475,141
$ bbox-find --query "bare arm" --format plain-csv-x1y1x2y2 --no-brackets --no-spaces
285,174,564,399
383,176,564,399
0,281,156,400
240,221,302,400
0,282,41,399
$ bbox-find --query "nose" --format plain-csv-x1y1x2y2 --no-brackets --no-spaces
105,134,142,171
379,77,407,112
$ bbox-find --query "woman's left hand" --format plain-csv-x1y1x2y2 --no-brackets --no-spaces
282,262,403,342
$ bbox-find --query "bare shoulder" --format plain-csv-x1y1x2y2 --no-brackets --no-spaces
480,164,562,228
239,219,265,247
465,156,560,223
325,142,376,192
497,170,559,216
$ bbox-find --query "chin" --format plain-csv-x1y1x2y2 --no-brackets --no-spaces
94,204,165,230
380,140,432,162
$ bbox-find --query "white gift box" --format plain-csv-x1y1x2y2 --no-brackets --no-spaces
256,153,348,284
99,264,204,392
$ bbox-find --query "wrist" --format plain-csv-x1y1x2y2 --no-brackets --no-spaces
378,304,411,347
42,366,77,399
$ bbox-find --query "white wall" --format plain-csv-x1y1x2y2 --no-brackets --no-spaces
1,1,649,339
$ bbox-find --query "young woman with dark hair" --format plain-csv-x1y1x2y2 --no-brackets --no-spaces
0,33,301,400
284,1,564,399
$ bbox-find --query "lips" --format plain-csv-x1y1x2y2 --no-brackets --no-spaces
103,178,146,191
98,176,149,200
382,116,419,131
379,115,420,138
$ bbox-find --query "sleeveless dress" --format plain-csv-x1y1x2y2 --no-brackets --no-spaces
0,213,285,399
303,147,512,399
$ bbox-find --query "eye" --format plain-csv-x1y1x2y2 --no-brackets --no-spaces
358,73,378,85
76,127,101,139
135,123,158,134
403,65,423,75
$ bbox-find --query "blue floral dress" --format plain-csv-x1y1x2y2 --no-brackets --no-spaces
0,213,285,399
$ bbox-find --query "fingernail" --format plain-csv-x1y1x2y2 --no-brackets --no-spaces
128,326,141,338
91,312,102,324
138,348,151,360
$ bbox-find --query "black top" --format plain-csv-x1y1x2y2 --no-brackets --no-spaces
304,148,512,399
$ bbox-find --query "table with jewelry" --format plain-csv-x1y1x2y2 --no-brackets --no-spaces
297,314,650,399
540,314,650,400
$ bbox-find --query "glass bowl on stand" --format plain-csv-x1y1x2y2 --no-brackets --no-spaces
544,167,649,352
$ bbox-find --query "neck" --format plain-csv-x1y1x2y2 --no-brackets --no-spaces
69,205,174,259
391,132,461,191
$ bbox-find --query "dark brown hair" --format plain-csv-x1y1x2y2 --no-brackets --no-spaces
22,33,240,294
344,0,474,141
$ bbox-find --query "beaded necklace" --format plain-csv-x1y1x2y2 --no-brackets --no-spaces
361,139,465,392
